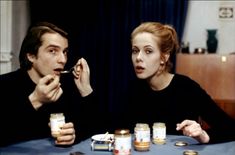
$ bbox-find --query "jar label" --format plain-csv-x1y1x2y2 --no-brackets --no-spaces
50,116,65,138
135,130,150,142
153,128,166,139
114,136,131,155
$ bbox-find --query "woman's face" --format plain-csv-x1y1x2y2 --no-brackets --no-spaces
131,32,162,79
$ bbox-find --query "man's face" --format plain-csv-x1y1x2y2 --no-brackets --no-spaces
28,32,68,81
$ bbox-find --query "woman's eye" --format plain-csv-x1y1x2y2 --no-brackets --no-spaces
146,50,152,54
132,49,138,54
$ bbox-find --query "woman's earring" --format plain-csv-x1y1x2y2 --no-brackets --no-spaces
160,61,164,65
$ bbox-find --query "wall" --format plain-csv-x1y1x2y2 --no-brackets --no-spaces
182,0,235,54
0,0,29,75
1,1,235,74
0,1,12,74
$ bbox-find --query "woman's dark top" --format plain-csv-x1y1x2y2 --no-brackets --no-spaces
0,69,97,147
115,74,235,143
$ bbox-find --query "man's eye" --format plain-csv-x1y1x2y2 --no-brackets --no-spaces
63,49,68,55
49,49,55,53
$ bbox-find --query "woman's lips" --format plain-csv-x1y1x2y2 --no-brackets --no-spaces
135,66,144,73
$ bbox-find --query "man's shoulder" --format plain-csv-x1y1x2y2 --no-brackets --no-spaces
0,69,24,82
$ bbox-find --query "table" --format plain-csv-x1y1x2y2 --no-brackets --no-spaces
1,135,235,155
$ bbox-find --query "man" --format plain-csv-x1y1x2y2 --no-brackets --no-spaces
0,22,96,147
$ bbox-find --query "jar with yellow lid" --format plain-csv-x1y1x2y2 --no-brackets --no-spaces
134,123,150,151
113,129,131,155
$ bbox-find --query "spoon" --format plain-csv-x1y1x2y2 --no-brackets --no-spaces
60,66,75,74
61,62,81,74
100,132,109,141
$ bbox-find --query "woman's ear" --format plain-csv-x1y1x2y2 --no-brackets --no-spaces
161,53,170,64
164,53,170,62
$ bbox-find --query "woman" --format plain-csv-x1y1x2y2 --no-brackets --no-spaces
118,22,235,144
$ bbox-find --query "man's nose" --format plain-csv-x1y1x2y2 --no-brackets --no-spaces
58,52,67,63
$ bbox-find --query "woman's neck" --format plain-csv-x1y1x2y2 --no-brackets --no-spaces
148,72,174,91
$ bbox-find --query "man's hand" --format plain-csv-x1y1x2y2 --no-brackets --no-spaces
55,122,76,145
73,58,93,97
29,74,63,109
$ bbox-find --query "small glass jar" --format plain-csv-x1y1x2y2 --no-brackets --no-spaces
50,113,65,138
113,129,131,155
134,123,150,151
152,122,166,144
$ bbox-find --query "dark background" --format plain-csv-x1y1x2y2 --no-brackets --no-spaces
29,0,188,113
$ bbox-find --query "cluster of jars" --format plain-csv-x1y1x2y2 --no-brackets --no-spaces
113,122,166,155
134,122,166,151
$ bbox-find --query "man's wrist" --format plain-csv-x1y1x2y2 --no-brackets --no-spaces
80,87,93,97
29,93,42,110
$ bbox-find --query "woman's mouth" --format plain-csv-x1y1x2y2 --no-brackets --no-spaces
135,66,144,74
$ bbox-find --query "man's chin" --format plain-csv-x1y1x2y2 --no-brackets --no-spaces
53,71,61,76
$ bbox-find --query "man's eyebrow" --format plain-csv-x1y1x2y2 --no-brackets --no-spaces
64,47,69,52
47,45,69,53
46,44,60,48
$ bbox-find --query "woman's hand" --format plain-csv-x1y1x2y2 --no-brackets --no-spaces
176,119,210,143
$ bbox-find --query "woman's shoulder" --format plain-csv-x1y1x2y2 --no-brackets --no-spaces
172,73,201,88
174,73,195,82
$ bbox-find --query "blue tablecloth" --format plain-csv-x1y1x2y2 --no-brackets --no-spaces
1,135,235,155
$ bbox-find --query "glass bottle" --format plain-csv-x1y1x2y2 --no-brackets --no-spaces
113,129,131,155
152,122,166,144
134,123,150,151
50,113,65,138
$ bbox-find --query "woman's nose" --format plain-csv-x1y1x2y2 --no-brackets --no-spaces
136,52,143,61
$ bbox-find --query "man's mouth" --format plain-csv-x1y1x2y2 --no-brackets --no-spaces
54,68,64,74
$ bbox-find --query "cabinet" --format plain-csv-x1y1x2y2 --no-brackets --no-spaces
175,53,235,119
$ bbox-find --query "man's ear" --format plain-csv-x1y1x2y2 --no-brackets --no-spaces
27,53,36,63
